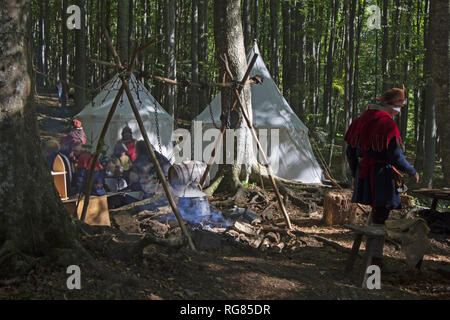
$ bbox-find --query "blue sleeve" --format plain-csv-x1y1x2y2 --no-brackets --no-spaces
385,140,416,176
73,168,87,194
346,145,359,178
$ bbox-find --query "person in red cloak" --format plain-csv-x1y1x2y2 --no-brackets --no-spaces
60,119,88,173
117,126,137,162
344,87,420,268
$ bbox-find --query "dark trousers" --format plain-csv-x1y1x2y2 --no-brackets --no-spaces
371,207,390,225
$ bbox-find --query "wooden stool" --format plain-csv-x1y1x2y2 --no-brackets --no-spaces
344,224,386,288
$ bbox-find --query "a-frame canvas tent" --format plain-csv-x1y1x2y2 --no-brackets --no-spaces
76,74,174,160
195,42,323,184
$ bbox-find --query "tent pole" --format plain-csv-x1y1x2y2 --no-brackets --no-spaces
122,78,196,251
220,54,292,230
231,87,293,230
80,84,125,222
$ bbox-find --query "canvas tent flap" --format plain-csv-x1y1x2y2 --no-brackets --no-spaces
195,42,323,184
76,74,174,161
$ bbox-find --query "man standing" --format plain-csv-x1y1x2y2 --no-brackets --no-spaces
344,87,420,268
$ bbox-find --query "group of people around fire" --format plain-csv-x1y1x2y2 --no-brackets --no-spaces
43,85,421,271
43,121,170,199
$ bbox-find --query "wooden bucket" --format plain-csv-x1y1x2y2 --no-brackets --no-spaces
168,160,210,188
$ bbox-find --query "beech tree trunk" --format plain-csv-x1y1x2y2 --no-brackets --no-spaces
423,1,436,188
0,0,76,268
74,0,87,111
165,0,177,118
118,0,130,63
213,0,252,194
431,0,450,186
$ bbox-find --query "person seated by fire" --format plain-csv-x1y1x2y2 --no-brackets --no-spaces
60,119,87,171
116,126,137,162
104,143,131,192
106,143,132,178
128,140,171,198
71,143,106,197
344,86,420,270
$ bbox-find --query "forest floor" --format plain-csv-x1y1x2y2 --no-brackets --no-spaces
1,94,448,301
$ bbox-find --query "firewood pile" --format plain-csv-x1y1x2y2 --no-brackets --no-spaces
108,185,329,253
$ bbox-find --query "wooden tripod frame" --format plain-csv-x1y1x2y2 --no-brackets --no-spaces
80,30,196,251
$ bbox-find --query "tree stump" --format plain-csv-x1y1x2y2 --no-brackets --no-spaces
323,190,357,226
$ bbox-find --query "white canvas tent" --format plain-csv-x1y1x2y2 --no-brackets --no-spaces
76,74,174,160
195,42,323,184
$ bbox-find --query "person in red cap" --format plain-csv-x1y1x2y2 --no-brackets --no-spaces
60,119,88,173
344,87,420,269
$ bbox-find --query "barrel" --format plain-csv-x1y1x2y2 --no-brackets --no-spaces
168,160,210,188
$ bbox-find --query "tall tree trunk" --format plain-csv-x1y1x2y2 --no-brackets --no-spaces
36,0,45,88
269,0,280,84
61,0,68,109
423,0,436,187
213,0,252,193
198,0,209,111
74,0,87,112
352,0,365,118
165,0,177,118
431,0,450,186
399,0,412,144
252,0,259,41
118,0,130,64
323,0,338,128
381,0,389,92
341,0,356,180
243,0,252,53
294,0,306,120
190,0,199,119
281,0,291,99
44,1,50,87
0,0,76,271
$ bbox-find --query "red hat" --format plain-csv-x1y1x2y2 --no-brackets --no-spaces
376,85,407,106
71,119,82,128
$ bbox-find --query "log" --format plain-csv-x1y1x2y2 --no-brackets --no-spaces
322,189,357,226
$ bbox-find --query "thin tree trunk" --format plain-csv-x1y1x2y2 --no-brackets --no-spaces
381,0,389,92
269,0,280,84
282,0,291,99
118,0,130,64
323,0,338,128
422,0,436,187
190,0,199,118
243,0,252,53
198,0,209,111
74,0,87,111
165,0,177,118
352,0,366,118
430,0,449,186
61,0,68,110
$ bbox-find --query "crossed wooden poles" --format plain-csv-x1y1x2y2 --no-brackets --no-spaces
80,32,293,251
198,53,292,230
80,31,196,251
